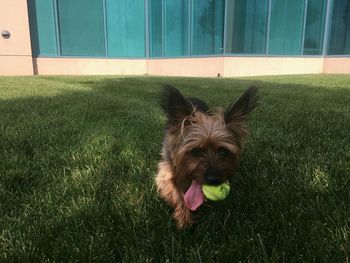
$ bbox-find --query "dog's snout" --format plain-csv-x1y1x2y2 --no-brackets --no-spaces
205,175,222,185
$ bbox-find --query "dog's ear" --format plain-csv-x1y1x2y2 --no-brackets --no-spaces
224,87,258,126
161,85,192,123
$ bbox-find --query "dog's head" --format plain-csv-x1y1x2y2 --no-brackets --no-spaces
161,86,257,187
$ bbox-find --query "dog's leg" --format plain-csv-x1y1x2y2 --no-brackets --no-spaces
156,161,192,228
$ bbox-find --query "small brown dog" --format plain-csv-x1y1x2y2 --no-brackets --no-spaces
156,86,258,228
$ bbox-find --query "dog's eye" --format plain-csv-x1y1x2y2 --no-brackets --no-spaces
217,147,231,157
190,148,204,157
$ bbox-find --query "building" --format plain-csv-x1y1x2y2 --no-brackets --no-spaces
0,0,349,77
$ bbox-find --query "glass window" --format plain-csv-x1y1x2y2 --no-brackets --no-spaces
191,0,224,55
106,0,145,57
57,0,105,56
268,0,305,55
28,0,58,56
328,0,350,55
225,0,268,54
149,0,163,57
303,0,327,55
164,0,189,56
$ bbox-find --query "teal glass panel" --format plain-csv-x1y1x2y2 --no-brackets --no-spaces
226,0,268,54
303,0,327,55
27,0,57,56
191,0,224,55
328,0,350,55
268,0,305,55
149,0,163,57
57,0,105,56
164,0,189,56
106,0,145,57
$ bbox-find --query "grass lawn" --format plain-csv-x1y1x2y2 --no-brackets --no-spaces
0,75,350,262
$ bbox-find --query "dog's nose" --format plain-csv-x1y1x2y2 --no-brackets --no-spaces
205,176,222,185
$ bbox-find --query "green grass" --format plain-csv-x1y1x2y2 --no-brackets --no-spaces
0,75,350,262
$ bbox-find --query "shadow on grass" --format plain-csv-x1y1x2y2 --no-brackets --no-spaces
0,77,165,261
0,76,349,261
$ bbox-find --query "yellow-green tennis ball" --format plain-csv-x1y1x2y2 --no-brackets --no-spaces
202,182,230,201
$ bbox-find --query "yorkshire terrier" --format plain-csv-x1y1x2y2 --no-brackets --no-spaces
156,85,258,228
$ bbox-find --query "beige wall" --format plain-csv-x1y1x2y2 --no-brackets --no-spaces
324,58,350,74
35,58,147,75
147,57,224,77
146,57,324,77
3,53,350,77
0,0,33,75
223,57,324,77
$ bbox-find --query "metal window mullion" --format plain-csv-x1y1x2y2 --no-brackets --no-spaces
301,0,308,55
188,0,192,56
162,0,165,56
145,0,150,58
265,0,271,54
53,0,61,56
190,0,194,56
323,0,332,56
223,0,227,54
102,0,108,57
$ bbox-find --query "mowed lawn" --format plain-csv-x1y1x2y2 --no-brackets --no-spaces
0,75,350,262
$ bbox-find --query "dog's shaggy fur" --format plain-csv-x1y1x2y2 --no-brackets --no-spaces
156,86,258,228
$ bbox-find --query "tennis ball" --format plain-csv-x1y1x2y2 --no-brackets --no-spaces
202,182,230,201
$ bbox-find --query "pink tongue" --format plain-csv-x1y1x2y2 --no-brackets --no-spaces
184,180,204,211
